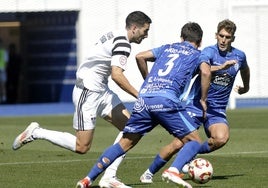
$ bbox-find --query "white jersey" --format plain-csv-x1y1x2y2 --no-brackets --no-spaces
76,30,131,91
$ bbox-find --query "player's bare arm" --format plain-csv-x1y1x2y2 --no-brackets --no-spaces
199,62,211,118
234,66,250,95
211,59,237,72
136,50,155,80
111,65,139,98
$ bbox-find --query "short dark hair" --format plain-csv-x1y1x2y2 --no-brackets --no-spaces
217,19,236,36
126,11,152,28
180,22,203,46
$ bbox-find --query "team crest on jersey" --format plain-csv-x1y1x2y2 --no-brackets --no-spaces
119,56,127,66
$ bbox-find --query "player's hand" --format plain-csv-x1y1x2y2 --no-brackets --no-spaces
199,99,207,119
234,85,249,95
221,60,237,70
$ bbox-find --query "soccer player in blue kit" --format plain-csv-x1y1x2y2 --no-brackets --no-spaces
140,19,251,184
75,22,211,188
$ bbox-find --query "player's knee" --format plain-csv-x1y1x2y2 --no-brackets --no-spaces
214,136,229,149
76,145,90,154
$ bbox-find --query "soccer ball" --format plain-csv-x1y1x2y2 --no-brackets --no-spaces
188,158,213,184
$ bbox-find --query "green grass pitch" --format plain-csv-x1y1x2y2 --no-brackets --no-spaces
0,108,267,187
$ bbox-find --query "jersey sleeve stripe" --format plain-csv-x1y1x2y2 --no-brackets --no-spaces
112,51,130,57
112,37,131,57
113,36,127,42
113,42,131,50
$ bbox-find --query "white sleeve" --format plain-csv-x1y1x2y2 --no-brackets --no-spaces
111,54,128,70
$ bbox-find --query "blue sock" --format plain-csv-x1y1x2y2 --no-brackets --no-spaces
148,154,167,174
170,141,201,171
88,143,125,181
199,141,211,154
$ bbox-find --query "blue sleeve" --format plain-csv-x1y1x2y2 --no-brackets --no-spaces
151,45,167,59
198,46,214,66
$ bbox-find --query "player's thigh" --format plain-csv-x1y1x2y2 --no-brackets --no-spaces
208,123,229,139
104,103,130,131
75,129,95,148
73,86,99,131
98,88,130,130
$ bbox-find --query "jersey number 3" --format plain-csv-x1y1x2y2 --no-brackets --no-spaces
158,54,179,76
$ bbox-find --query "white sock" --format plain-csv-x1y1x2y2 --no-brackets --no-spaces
168,167,180,174
113,131,123,144
102,131,124,179
32,127,76,152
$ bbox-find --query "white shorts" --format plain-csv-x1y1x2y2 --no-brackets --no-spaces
72,85,122,131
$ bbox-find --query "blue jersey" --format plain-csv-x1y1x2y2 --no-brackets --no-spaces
187,44,248,109
139,41,201,103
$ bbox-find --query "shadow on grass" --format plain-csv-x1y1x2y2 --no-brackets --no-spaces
212,173,244,180
126,183,213,188
80,174,245,188
192,174,245,187
182,173,244,182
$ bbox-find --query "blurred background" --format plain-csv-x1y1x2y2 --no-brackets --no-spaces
0,0,267,114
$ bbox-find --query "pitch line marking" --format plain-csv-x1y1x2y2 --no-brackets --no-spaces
207,150,268,156
0,150,267,166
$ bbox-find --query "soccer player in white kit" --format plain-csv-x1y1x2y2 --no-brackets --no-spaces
12,11,152,188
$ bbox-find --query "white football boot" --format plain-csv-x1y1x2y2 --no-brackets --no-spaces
140,170,153,183
12,122,39,150
162,169,192,188
98,176,132,188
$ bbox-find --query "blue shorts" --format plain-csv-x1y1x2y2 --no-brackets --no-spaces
186,100,229,136
123,97,197,138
